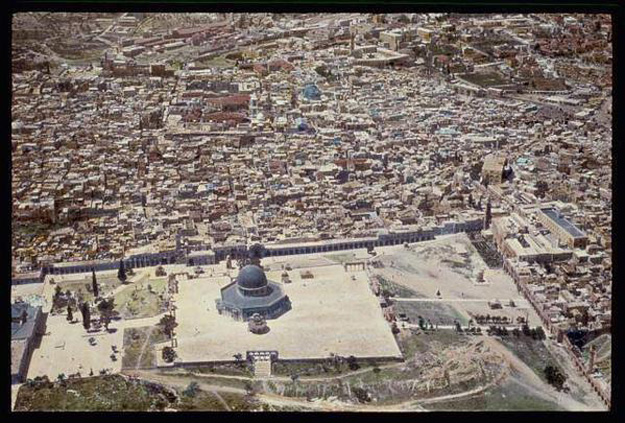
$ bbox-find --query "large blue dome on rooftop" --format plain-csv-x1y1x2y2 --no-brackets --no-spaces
237,265,268,289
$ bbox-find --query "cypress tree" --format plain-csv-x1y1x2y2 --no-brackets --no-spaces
91,269,99,298
118,260,127,282
97,298,115,331
81,303,91,330
485,199,492,229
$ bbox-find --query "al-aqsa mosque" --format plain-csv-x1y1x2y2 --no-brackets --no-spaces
216,264,291,321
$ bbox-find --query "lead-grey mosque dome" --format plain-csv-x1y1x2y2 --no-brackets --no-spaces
217,264,292,321
237,265,268,290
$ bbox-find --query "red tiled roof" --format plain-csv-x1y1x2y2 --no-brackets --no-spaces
206,95,250,106
268,59,295,71
253,63,267,74
204,112,248,122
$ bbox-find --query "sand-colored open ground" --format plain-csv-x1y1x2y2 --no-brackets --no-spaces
24,268,170,380
369,234,543,326
27,314,124,379
170,261,402,363
26,311,167,380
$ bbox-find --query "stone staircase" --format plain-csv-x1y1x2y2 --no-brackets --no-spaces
254,358,272,378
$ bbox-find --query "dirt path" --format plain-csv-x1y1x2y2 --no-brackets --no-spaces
211,390,231,411
128,335,599,412
127,370,353,411
135,326,155,370
118,313,168,330
413,365,509,406
159,360,405,384
542,340,607,410
394,298,529,304
299,361,404,382
129,349,500,412
128,370,244,394
484,337,597,411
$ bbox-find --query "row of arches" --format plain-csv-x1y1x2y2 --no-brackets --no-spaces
263,234,436,258
48,255,177,275
47,230,454,276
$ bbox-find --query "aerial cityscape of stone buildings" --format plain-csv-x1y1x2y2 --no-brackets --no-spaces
11,12,612,408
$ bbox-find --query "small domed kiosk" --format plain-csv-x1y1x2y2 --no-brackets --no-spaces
248,313,270,334
216,265,291,321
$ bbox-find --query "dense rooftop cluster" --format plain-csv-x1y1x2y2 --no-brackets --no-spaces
9,12,614,410
12,12,611,332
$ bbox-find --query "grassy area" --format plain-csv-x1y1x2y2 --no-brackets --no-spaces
396,328,466,358
122,326,168,370
273,360,343,378
15,373,263,411
114,276,167,319
185,363,253,378
471,35,522,56
177,389,258,411
394,301,468,326
376,275,423,298
498,337,558,383
424,377,565,411
52,48,106,63
14,375,176,411
440,252,475,277
324,253,357,264
431,44,460,57
51,276,123,312
529,76,568,91
272,358,393,379
159,371,250,391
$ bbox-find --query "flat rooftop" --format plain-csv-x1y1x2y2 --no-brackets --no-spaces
541,208,586,238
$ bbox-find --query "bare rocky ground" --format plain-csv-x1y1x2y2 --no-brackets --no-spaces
121,329,602,411
371,234,519,302
17,325,604,411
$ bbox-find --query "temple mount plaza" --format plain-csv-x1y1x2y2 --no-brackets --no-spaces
163,251,402,366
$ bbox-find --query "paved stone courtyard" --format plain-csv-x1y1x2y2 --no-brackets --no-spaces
170,260,402,363
22,238,536,378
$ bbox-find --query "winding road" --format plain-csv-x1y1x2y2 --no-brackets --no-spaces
124,333,602,412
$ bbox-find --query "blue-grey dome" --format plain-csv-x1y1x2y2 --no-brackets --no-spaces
237,265,268,289
303,83,321,100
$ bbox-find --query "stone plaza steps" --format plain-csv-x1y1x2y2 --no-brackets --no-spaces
254,359,272,378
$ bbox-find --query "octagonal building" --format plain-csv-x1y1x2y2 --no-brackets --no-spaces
216,265,291,321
